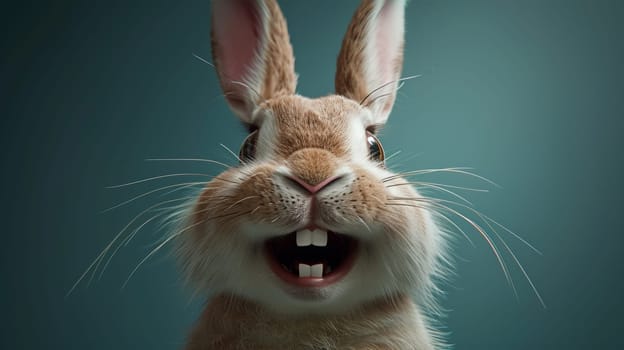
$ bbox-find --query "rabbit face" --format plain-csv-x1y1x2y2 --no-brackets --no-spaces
177,94,439,314
175,0,443,315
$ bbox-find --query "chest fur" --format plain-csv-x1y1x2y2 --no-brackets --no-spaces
185,295,435,350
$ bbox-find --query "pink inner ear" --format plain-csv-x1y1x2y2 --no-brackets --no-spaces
213,0,262,85
375,1,403,87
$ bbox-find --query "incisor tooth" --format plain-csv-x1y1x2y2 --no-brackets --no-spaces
298,264,311,278
311,264,323,278
312,229,328,247
296,230,312,247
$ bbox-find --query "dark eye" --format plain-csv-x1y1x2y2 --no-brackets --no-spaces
366,131,385,164
239,130,259,163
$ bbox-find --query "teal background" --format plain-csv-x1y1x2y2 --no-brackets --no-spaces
2,0,623,348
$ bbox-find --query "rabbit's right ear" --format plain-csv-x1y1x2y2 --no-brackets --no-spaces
335,0,406,126
211,0,297,124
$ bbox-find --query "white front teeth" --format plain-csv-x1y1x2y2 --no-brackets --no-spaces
296,229,328,247
298,263,324,278
295,229,329,278
312,229,328,246
310,264,323,277
298,263,311,277
296,229,312,247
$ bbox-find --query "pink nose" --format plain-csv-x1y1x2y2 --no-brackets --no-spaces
285,175,343,194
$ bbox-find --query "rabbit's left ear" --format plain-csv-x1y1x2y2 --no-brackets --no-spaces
335,0,406,125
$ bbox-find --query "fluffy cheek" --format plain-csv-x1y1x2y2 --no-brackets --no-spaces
176,165,283,292
193,165,280,228
372,173,440,294
317,166,425,238
325,165,437,294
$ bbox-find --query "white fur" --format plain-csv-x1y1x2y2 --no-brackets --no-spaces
251,108,279,161
362,0,406,124
178,155,443,314
177,1,447,348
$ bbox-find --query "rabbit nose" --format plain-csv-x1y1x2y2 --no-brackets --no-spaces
283,174,344,195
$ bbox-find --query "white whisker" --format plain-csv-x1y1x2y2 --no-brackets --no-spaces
383,167,500,188
122,208,253,288
102,181,207,213
122,219,206,289
98,210,170,280
145,158,232,169
387,198,515,292
359,74,422,106
66,196,195,297
224,195,259,212
158,182,205,197
192,53,215,67
494,233,546,308
431,210,475,247
412,182,474,206
220,143,243,163
107,173,212,189
356,215,372,233
417,197,541,255
386,181,488,193
384,150,402,162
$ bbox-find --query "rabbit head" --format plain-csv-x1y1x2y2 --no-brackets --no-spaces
176,0,444,315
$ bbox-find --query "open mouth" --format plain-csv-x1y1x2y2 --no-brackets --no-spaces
265,229,358,288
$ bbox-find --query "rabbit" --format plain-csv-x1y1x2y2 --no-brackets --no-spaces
177,0,446,349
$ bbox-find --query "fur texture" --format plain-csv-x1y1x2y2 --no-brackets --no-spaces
177,1,445,349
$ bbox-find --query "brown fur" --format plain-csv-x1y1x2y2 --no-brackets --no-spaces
262,95,358,159
335,0,375,103
179,1,440,349
335,0,405,116
210,0,296,114
185,294,433,350
192,165,286,232
260,0,297,100
288,149,340,186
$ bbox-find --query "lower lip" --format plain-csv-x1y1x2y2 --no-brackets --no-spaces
265,246,358,288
